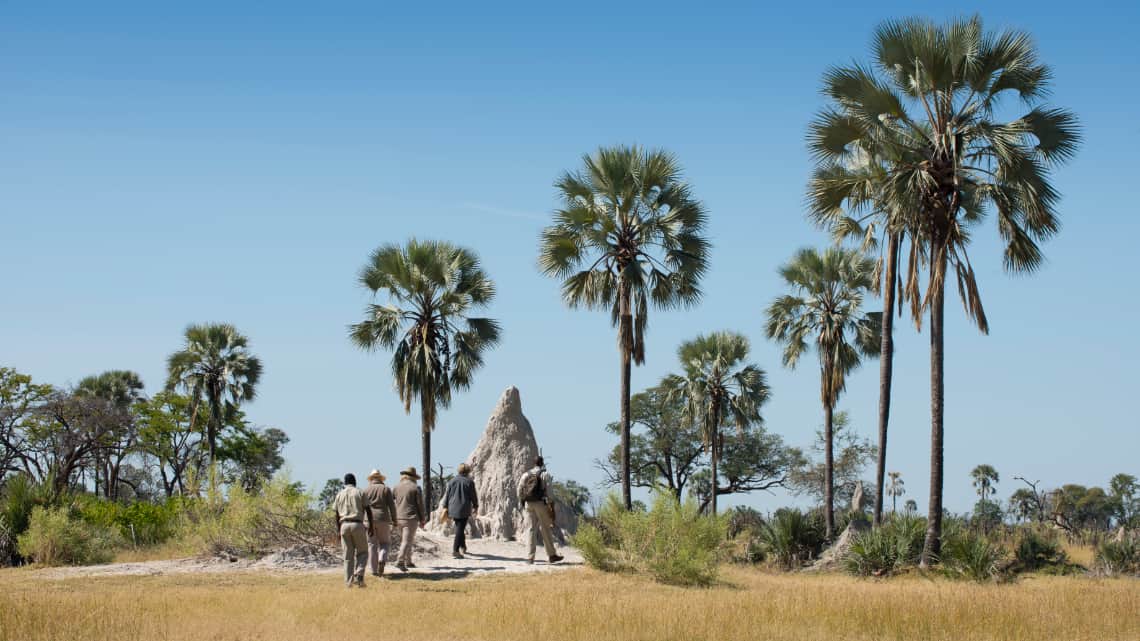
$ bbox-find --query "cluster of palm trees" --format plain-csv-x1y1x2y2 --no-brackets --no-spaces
348,15,1079,561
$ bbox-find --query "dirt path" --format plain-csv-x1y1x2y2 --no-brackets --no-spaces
36,531,582,580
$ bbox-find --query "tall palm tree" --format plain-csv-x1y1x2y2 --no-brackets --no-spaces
808,140,911,529
166,324,262,464
971,464,999,502
661,331,770,515
350,239,500,514
539,145,710,510
765,247,880,539
887,471,905,514
807,16,1080,563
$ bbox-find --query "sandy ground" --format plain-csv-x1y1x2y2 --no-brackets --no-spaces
36,530,582,580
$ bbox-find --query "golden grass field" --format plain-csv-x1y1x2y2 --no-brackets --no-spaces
1,566,1137,641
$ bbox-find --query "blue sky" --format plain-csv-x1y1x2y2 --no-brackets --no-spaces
2,1,1137,514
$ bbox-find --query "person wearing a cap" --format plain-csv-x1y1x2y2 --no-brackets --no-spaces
332,472,374,588
363,469,398,576
440,462,478,558
393,466,426,571
519,455,563,565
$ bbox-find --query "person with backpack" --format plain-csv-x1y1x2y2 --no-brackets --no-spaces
517,455,563,564
440,462,478,558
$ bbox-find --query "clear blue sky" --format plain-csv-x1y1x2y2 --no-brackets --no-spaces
2,1,1137,514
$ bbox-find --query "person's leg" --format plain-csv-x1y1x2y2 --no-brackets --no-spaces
374,521,391,571
403,519,419,565
526,503,538,561
351,524,368,584
340,523,354,586
452,517,467,555
535,504,558,559
367,524,380,574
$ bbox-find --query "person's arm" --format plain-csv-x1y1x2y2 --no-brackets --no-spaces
417,487,426,526
366,505,374,537
471,480,478,515
386,489,398,526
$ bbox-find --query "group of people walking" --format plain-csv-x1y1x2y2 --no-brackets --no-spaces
331,456,563,588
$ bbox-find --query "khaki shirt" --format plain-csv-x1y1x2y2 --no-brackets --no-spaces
333,485,369,523
394,478,426,522
363,482,398,524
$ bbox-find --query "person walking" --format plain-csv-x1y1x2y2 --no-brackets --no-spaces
441,462,478,558
363,469,397,576
393,466,426,571
333,473,373,588
517,456,563,565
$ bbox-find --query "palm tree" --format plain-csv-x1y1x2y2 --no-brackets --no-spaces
539,145,710,510
350,239,501,514
807,16,1080,563
808,136,911,530
661,331,770,515
904,499,917,515
765,247,880,539
887,471,905,514
166,324,262,464
76,370,146,498
971,464,999,502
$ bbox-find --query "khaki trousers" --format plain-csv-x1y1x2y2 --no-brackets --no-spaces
396,519,419,565
340,521,368,585
368,521,391,574
526,500,557,560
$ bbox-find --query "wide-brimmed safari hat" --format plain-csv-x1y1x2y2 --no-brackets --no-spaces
367,469,385,482
400,466,420,480
457,462,472,475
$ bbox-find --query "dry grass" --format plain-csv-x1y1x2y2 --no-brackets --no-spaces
1,566,1137,641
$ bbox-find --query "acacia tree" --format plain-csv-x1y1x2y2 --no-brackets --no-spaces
350,239,501,514
539,145,709,509
766,247,880,539
662,331,770,515
76,370,145,499
166,324,262,464
135,392,205,497
807,15,1080,564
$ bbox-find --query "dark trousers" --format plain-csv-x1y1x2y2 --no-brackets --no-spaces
453,517,468,553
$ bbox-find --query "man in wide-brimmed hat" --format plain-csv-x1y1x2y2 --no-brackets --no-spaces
393,466,426,571
440,462,478,558
363,469,397,576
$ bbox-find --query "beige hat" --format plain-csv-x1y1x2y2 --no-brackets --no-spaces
367,469,385,482
457,462,472,475
400,466,420,480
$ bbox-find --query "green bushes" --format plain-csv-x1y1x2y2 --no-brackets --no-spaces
844,515,925,576
756,508,824,569
1013,530,1066,572
938,531,1006,582
1094,538,1138,576
16,506,123,566
573,492,726,586
77,496,182,546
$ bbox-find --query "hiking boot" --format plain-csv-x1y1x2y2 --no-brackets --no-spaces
396,562,408,572
406,561,417,568
549,554,564,564
526,558,535,565
453,552,464,559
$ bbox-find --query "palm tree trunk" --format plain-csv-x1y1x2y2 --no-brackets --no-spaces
421,403,432,517
824,401,835,541
618,285,633,511
709,399,721,516
873,233,900,527
921,247,947,567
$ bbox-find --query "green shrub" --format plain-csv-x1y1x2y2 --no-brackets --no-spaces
938,531,1006,582
1094,538,1138,576
844,515,925,576
1013,530,1066,572
1,475,52,565
757,508,824,570
571,492,726,587
78,496,181,546
179,473,326,557
16,506,123,566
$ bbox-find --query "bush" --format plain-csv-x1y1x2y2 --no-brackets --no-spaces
1,475,52,565
938,531,1006,582
179,473,326,558
17,506,123,566
572,492,726,586
844,515,925,576
1013,529,1066,572
757,508,824,570
78,496,181,546
1094,538,1138,576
